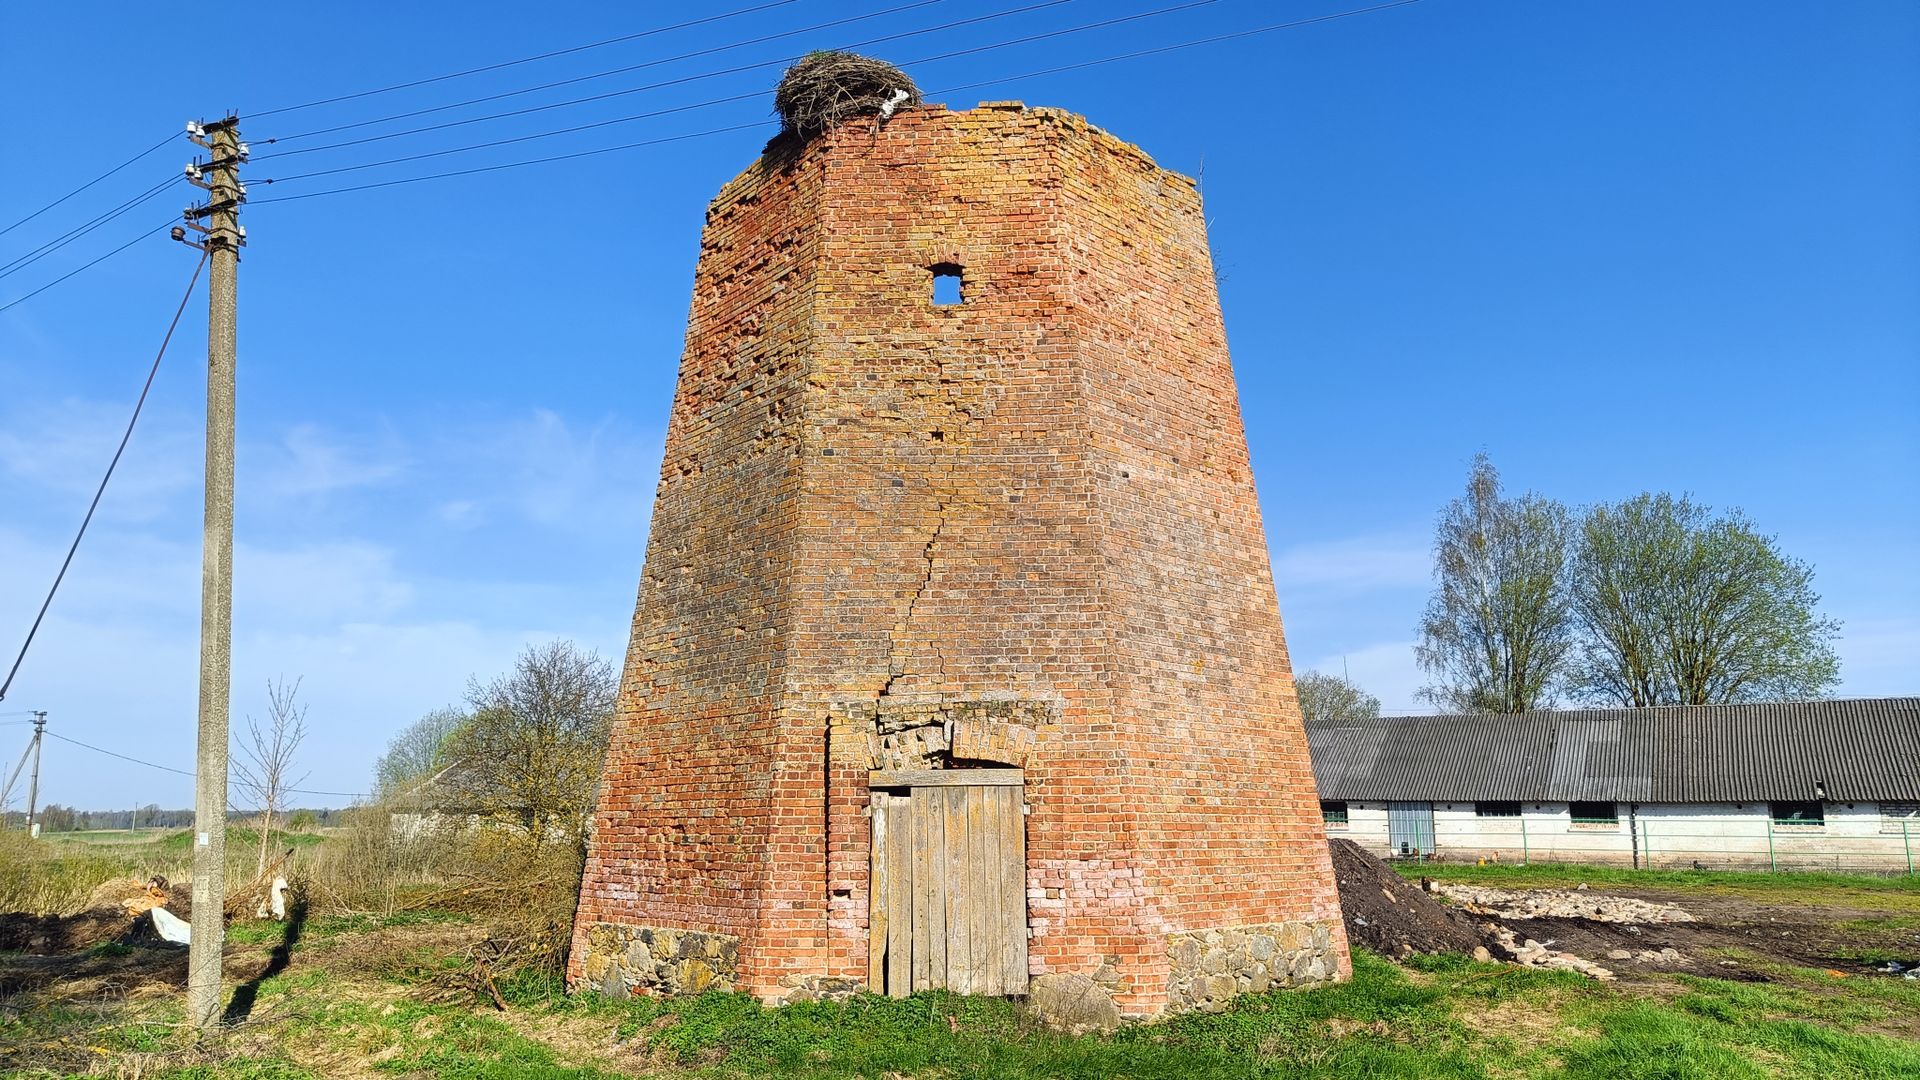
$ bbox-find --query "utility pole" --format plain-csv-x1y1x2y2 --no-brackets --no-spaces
23,711,45,837
176,114,246,1032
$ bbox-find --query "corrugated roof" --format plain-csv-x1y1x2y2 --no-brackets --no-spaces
1308,698,1920,804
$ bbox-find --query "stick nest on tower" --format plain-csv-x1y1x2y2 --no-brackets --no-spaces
774,51,922,142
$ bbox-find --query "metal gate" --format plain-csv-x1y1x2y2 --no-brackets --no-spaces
1388,801,1436,857
869,768,1028,997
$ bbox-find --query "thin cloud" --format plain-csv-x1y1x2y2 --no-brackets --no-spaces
1272,533,1431,592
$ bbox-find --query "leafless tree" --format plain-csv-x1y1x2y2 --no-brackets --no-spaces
234,676,310,877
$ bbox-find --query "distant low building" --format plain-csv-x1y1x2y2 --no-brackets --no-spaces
1306,698,1920,873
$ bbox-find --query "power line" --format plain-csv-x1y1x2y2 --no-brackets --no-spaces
44,731,368,799
249,0,808,120
251,120,776,205
0,131,177,239
260,93,769,186
0,250,206,703
253,0,1181,188
0,175,181,281
0,221,176,316
258,0,956,147
932,0,1424,94
252,0,1078,159
250,0,1419,206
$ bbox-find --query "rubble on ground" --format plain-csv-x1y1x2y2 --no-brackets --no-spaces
1431,883,1697,925
1487,926,1616,980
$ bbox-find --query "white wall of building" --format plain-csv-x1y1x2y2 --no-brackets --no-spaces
1321,799,1920,873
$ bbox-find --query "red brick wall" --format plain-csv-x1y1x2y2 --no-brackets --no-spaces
569,147,829,978
573,102,1347,1013
1053,114,1351,987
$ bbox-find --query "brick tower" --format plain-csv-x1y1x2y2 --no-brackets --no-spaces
570,98,1349,1018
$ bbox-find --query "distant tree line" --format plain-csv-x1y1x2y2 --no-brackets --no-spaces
1415,454,1840,713
4,806,341,832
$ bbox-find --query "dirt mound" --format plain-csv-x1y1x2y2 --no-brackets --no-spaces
1328,839,1498,958
0,908,138,954
0,877,193,954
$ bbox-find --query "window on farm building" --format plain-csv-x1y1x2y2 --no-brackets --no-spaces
1321,801,1348,827
1569,801,1618,825
1770,801,1825,826
930,263,964,305
1475,801,1521,818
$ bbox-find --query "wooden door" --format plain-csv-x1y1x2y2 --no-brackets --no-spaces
868,768,1028,997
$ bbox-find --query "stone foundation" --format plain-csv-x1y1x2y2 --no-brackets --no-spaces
1166,920,1342,1013
577,923,739,998
775,975,866,1003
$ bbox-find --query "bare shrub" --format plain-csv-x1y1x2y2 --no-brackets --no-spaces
233,676,310,878
305,806,457,915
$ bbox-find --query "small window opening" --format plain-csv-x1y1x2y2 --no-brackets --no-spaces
1321,801,1348,826
1770,800,1825,826
930,263,964,306
1475,801,1521,818
1569,801,1618,824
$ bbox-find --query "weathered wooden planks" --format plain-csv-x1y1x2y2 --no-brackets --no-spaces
868,772,1030,997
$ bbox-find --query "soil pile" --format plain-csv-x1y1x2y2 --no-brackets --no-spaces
0,877,192,954
1328,839,1498,958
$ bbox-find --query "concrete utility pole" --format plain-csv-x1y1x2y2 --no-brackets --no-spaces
176,114,247,1031
23,711,45,837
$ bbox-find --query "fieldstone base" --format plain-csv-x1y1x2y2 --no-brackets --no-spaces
576,923,739,998
776,975,865,1004
1028,973,1123,1034
1167,919,1341,1013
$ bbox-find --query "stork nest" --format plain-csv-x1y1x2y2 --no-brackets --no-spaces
774,51,921,142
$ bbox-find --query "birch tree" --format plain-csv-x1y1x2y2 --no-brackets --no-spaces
1416,455,1574,714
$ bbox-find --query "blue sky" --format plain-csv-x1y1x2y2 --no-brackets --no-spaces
1,1,1914,809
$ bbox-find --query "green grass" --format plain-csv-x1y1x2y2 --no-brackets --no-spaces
9,939,1919,1079
229,950,1920,1080
0,827,333,916
155,827,326,855
1398,860,1920,911
8,823,1920,1080
0,828,146,914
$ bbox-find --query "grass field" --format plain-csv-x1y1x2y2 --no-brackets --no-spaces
1391,860,1920,914
4,830,1920,1078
